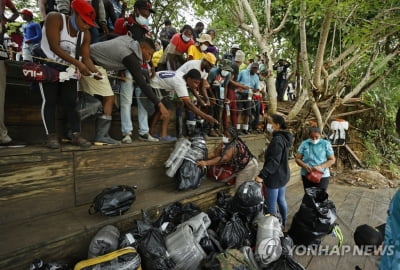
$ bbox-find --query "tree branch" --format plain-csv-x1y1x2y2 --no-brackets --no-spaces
271,1,293,34
312,4,334,92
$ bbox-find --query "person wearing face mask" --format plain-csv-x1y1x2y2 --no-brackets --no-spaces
39,0,98,149
84,36,169,145
158,24,194,71
255,114,292,228
126,0,154,41
197,127,258,190
295,126,336,191
206,59,236,137
187,33,212,61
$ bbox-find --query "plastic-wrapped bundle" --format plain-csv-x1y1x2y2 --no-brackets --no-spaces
88,225,120,258
165,138,191,177
165,224,206,270
180,212,211,243
254,215,283,267
231,181,264,222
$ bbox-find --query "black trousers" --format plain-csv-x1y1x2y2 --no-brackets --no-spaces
301,175,330,191
38,80,80,135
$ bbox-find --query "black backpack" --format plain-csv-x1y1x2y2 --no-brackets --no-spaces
89,185,137,216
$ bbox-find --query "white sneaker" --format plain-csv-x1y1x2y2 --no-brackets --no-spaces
0,134,12,144
122,134,132,144
138,133,159,142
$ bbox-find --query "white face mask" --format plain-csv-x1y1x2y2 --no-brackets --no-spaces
221,70,230,77
312,139,320,144
136,15,149,26
182,34,191,42
266,123,273,133
200,44,208,52
222,136,230,144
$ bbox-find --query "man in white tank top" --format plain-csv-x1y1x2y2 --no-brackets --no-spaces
39,0,102,148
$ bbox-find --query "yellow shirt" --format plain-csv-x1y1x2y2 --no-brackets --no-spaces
152,49,164,67
187,45,205,60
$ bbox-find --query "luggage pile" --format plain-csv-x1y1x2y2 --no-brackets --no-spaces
29,184,343,270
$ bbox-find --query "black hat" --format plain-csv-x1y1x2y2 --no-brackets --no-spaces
134,0,155,13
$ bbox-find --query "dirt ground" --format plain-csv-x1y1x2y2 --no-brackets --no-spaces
332,169,400,189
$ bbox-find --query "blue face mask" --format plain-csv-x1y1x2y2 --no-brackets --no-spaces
70,13,79,32
136,15,149,26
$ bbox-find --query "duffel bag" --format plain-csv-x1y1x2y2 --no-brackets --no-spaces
89,185,137,216
207,164,237,185
74,247,141,270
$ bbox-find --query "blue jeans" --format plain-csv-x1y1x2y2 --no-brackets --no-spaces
134,87,150,135
119,70,134,135
265,186,288,226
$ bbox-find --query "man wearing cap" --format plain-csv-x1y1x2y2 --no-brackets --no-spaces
56,0,108,43
175,52,217,137
223,43,240,63
236,63,260,134
39,0,101,148
149,69,217,141
20,9,41,61
187,33,212,61
206,59,234,137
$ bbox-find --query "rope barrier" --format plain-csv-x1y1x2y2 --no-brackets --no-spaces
3,48,269,112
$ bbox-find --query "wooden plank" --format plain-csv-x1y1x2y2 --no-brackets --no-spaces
0,180,229,270
75,166,173,205
0,160,74,225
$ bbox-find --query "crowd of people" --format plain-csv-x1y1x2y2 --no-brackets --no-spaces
0,0,298,148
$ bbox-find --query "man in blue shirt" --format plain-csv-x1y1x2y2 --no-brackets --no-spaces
20,9,41,61
236,62,259,134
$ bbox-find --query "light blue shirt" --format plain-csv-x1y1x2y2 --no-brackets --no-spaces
297,138,334,177
237,69,259,94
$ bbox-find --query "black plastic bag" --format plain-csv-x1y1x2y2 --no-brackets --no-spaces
138,228,176,270
180,202,202,222
75,91,103,120
176,159,206,190
230,181,264,223
219,213,250,249
88,185,137,216
153,202,183,231
200,237,216,254
288,187,337,246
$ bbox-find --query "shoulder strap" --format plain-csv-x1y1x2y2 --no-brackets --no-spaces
75,31,82,60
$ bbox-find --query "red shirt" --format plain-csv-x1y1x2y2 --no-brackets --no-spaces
1,0,16,26
170,33,194,53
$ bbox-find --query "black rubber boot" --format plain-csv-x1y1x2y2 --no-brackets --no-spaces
94,115,120,145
